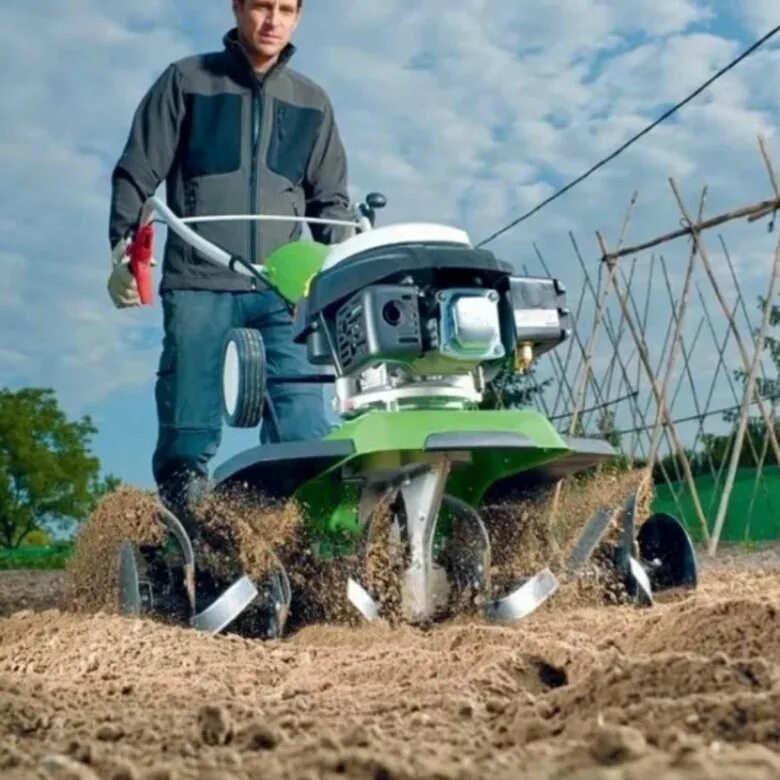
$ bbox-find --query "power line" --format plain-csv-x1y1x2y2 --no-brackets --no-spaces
476,23,780,248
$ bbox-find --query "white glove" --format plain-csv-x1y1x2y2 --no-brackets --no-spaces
107,237,156,309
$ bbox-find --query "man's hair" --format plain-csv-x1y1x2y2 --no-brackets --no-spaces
236,0,303,8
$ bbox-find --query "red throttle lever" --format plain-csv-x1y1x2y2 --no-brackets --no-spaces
128,223,155,305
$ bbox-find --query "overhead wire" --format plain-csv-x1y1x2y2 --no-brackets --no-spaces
476,22,780,248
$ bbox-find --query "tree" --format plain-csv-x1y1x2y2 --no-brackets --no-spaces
0,387,118,548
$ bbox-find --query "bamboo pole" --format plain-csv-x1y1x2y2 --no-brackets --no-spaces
602,193,780,262
646,187,707,470
566,236,641,432
598,231,711,542
528,254,605,423
547,193,638,523
669,178,780,466
709,235,780,554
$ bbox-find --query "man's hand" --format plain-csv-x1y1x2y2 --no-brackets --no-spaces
107,237,156,309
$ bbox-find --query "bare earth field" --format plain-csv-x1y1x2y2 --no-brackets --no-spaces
1,544,779,780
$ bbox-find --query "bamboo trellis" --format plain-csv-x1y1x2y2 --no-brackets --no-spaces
524,136,780,555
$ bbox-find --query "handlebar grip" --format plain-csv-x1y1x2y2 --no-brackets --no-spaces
128,223,155,305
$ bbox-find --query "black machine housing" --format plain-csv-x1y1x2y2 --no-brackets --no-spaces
292,240,572,378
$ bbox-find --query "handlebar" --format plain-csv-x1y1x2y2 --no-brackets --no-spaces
132,196,369,309
139,196,241,276
139,196,365,277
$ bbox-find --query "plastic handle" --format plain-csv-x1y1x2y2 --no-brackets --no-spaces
128,223,154,305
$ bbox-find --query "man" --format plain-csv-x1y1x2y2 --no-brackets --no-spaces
107,0,352,524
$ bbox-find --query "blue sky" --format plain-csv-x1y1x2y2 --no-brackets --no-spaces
2,0,780,489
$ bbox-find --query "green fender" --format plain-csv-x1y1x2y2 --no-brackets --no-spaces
291,409,581,553
264,240,330,303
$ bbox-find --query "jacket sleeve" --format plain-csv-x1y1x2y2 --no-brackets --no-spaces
303,95,354,244
108,64,185,247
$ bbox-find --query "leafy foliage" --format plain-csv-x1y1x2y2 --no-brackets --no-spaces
0,542,73,570
0,387,119,549
481,366,553,410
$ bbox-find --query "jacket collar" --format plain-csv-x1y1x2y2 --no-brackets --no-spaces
223,27,296,82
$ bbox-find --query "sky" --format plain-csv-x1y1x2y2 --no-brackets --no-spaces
2,0,780,490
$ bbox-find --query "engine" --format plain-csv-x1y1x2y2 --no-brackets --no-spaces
292,226,571,416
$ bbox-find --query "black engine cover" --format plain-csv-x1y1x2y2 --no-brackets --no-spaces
335,285,423,374
294,242,514,343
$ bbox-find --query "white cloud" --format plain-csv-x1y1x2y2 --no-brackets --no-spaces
0,1,191,419
738,0,780,37
609,0,712,37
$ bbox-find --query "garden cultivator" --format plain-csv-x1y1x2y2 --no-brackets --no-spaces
117,193,698,637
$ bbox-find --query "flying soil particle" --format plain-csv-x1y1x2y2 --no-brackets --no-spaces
66,486,164,613
481,466,653,604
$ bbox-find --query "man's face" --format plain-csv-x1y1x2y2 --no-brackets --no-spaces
233,0,301,65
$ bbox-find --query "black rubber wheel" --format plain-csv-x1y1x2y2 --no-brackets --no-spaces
221,328,266,428
638,512,698,591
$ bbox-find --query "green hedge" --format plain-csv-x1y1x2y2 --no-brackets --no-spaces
653,466,780,542
0,543,74,570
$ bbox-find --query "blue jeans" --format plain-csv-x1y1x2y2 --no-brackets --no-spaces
151,289,337,497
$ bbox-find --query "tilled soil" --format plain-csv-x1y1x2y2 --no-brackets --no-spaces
1,509,779,778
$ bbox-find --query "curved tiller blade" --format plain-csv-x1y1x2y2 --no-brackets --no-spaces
347,578,381,621
440,494,492,596
565,506,620,572
262,564,293,639
190,575,259,634
483,568,560,623
617,490,653,606
155,501,196,610
118,540,149,616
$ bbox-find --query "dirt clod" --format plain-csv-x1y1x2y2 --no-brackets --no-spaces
39,754,100,780
108,763,139,780
590,724,649,765
197,705,233,747
241,721,279,751
95,723,124,742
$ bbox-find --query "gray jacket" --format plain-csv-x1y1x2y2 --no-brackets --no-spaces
109,29,353,292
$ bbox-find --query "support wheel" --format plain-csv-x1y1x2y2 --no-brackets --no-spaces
222,328,266,428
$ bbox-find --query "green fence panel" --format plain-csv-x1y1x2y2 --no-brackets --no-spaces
652,466,780,542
